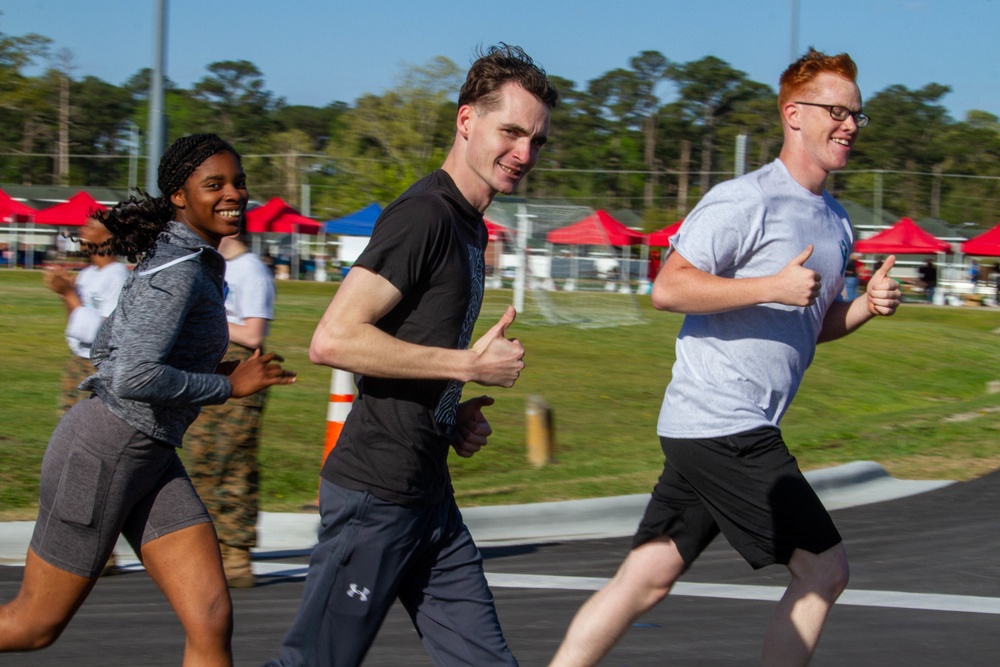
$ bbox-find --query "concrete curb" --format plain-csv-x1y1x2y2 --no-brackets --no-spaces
808,461,952,511
804,460,892,491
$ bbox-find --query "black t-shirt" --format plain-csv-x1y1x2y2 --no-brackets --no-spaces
321,170,487,505
919,263,937,286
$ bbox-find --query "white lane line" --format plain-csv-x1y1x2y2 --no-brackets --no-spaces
9,560,996,616
838,588,1000,615
483,573,1000,616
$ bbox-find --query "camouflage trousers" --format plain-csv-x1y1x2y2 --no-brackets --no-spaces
183,344,267,549
184,399,264,548
59,354,96,416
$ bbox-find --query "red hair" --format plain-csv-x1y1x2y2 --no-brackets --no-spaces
778,48,858,110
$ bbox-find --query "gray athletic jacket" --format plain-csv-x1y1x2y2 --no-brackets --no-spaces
82,221,231,447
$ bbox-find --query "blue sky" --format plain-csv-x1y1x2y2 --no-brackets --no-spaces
3,0,999,121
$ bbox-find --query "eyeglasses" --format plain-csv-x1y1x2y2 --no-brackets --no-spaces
795,101,870,128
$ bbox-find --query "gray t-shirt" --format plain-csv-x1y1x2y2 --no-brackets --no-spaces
658,159,854,438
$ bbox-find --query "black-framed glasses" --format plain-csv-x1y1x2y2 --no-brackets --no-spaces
795,101,870,128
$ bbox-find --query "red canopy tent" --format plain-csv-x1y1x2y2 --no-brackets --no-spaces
483,218,512,281
0,188,37,221
32,191,107,227
484,218,513,243
546,210,643,246
960,224,1000,257
265,212,321,235
645,219,683,246
245,197,321,235
853,217,951,254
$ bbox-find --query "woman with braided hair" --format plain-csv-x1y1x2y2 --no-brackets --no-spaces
0,133,296,665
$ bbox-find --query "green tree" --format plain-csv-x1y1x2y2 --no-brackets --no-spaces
122,67,177,101
275,102,348,152
716,90,781,174
629,51,671,208
668,56,768,197
319,57,459,216
653,100,700,216
532,75,597,201
68,75,136,186
247,128,315,206
935,111,1000,225
585,68,648,207
0,22,53,183
848,83,953,219
191,60,281,144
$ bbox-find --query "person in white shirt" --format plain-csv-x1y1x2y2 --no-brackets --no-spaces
184,229,276,588
551,49,901,667
44,217,130,414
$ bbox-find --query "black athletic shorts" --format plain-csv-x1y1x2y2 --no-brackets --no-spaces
633,426,842,569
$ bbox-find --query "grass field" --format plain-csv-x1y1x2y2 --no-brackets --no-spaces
2,269,999,519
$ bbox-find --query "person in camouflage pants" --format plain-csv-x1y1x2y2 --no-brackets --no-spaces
59,354,99,415
183,231,275,588
185,344,266,563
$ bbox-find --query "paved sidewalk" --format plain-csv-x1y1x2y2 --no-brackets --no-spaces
0,461,952,566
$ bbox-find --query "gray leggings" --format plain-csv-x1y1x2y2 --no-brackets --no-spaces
30,395,211,578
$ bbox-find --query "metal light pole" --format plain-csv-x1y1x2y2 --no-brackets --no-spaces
146,0,168,196
790,0,800,62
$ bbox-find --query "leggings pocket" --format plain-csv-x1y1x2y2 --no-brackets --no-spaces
54,448,106,527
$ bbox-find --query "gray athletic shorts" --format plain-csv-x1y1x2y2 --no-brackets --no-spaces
633,426,842,569
30,395,212,578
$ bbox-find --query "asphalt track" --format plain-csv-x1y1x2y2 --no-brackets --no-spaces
1,463,998,666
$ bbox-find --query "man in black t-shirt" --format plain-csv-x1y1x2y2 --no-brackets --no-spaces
267,45,558,667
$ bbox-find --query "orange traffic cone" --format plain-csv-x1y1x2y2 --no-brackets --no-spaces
313,369,355,506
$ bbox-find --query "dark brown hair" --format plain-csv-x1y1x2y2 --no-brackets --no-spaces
458,43,559,112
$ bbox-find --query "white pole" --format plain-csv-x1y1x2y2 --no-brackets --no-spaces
514,204,530,314
637,241,651,294
618,245,632,294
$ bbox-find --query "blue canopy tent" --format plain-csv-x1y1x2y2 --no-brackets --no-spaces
323,203,382,236
324,203,383,274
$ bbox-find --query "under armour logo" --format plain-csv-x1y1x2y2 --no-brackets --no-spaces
347,584,370,602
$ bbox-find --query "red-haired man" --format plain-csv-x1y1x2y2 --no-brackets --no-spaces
551,49,901,667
